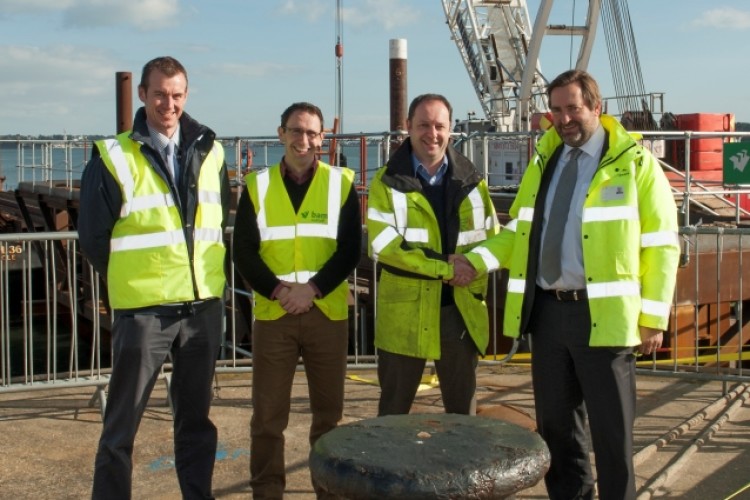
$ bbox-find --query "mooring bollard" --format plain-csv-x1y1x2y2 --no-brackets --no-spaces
310,413,550,499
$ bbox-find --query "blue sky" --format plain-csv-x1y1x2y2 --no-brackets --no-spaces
1,0,748,137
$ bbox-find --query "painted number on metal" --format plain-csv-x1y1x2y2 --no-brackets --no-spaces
0,244,23,261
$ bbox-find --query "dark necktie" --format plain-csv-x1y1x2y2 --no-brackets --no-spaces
166,141,179,184
540,148,582,285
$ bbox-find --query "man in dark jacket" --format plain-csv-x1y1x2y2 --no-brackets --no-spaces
78,56,230,500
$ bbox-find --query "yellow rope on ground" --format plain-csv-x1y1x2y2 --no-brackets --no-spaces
480,349,750,367
347,373,439,392
724,481,750,500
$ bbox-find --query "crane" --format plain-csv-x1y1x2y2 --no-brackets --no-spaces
441,0,603,132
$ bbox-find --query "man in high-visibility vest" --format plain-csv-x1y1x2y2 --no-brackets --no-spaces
232,102,361,499
78,56,230,500
465,70,680,499
366,94,500,416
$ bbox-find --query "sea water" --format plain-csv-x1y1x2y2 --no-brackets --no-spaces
0,139,385,191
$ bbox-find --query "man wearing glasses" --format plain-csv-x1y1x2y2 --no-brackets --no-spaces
233,102,361,499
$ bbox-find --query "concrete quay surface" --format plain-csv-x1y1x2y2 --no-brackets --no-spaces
1,364,749,499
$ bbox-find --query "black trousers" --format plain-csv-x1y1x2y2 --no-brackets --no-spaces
529,291,636,500
377,304,478,416
92,299,223,500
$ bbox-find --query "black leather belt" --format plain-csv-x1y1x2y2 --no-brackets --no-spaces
118,298,219,317
538,286,588,302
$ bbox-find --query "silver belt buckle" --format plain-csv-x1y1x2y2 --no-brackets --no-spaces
555,289,578,301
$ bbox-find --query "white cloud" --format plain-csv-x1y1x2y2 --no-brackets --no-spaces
0,0,75,15
63,0,181,30
278,0,328,23
692,7,750,30
208,61,300,79
0,45,119,132
0,0,181,31
343,0,421,30
276,0,420,30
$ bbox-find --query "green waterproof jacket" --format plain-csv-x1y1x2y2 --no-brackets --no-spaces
466,115,680,347
367,138,500,359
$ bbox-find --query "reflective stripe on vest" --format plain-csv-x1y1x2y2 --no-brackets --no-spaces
256,167,342,244
112,229,185,251
582,205,638,223
370,225,399,257
277,270,318,283
642,230,679,248
457,187,490,246
472,246,500,272
517,207,534,222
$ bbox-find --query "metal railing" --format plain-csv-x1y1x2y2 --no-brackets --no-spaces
1,224,749,399
3,130,750,205
1,129,750,402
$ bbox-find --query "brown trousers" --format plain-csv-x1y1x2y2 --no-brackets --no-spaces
249,306,348,499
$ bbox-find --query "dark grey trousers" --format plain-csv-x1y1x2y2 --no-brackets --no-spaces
377,304,479,416
529,291,636,500
92,299,223,500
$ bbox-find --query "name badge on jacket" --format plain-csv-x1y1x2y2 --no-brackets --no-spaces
601,185,626,202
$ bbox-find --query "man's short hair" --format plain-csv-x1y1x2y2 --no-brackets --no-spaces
280,102,325,130
547,70,602,110
139,56,188,91
407,94,453,122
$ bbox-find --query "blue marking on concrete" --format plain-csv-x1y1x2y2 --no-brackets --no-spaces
147,442,251,472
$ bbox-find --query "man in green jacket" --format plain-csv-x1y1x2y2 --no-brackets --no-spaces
367,94,500,416
465,70,680,499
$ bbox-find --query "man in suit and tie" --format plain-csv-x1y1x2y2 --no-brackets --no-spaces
463,70,680,499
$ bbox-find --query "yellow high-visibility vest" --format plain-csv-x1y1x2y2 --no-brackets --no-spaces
245,162,354,320
97,134,226,309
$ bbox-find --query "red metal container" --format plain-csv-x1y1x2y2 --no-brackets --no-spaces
675,113,735,132
676,113,734,152
684,151,723,171
670,113,735,170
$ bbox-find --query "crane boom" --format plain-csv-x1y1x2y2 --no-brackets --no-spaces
442,0,602,131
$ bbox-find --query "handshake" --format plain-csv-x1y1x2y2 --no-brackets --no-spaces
447,254,476,287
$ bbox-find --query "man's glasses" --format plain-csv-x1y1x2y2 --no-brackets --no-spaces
283,127,322,140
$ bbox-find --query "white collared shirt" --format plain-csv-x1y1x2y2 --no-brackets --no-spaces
148,126,181,180
538,124,605,289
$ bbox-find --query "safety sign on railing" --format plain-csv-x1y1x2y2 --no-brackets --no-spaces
724,142,750,185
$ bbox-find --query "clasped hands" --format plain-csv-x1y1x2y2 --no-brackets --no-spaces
447,254,476,287
277,281,315,315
